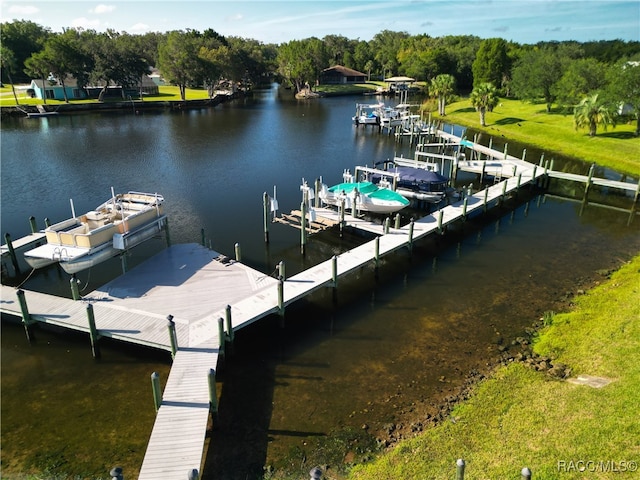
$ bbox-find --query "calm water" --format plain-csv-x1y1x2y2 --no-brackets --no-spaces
2,86,639,479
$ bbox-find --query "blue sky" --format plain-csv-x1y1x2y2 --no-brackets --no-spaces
1,0,639,44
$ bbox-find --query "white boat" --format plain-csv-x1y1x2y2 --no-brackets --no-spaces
352,103,383,125
23,191,166,274
378,103,415,129
319,171,409,214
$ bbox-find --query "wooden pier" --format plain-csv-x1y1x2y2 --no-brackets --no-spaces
0,167,541,478
2,126,637,478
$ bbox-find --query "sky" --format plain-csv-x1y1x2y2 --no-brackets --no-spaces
1,0,639,45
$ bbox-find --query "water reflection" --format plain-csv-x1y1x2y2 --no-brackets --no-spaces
1,86,639,479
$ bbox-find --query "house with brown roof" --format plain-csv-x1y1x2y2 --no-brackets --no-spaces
320,65,367,84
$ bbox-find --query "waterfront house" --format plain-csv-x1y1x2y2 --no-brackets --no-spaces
29,75,87,101
320,65,367,84
29,74,159,101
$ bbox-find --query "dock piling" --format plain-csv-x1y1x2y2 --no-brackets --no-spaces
16,289,34,343
151,372,162,411
86,304,101,359
277,260,286,280
314,178,322,208
201,228,206,247
208,368,218,414
331,255,338,288
4,233,20,275
70,274,81,300
164,217,171,246
408,219,415,254
263,192,270,244
339,196,345,238
167,315,178,359
456,458,466,480
300,200,307,255
580,163,595,216
374,236,380,271
394,213,401,229
225,305,234,342
627,180,640,226
384,217,390,234
29,216,38,234
277,277,284,317
235,243,242,262
217,317,225,355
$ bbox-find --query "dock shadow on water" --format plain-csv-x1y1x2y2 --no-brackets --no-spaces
201,195,640,480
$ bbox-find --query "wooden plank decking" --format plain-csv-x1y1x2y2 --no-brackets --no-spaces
0,172,538,478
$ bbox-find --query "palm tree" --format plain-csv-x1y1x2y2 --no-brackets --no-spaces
573,93,615,137
470,82,499,126
430,74,455,115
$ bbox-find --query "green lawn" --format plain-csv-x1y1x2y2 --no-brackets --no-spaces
434,98,640,177
349,255,640,480
0,85,212,106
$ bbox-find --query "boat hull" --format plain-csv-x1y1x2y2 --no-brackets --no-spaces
320,182,409,214
23,191,165,273
60,216,166,274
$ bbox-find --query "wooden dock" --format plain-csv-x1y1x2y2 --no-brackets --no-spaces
1,232,46,278
0,168,540,478
2,127,635,478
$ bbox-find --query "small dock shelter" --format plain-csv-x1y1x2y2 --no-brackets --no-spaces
384,76,416,91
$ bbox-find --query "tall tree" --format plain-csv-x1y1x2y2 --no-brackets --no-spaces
430,74,456,115
323,34,354,66
24,49,53,103
158,30,202,101
353,40,374,76
606,60,640,136
554,58,609,108
85,30,149,100
370,30,409,78
41,29,92,103
573,93,615,136
277,38,327,92
472,38,509,89
470,82,499,126
0,20,51,84
511,47,566,112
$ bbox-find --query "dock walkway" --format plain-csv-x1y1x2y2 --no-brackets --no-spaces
0,165,547,478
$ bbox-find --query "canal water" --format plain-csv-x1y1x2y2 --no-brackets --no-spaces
1,85,639,479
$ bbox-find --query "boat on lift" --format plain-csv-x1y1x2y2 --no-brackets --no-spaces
23,190,166,274
352,103,383,125
319,170,409,214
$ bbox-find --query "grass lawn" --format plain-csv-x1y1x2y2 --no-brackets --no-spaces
349,255,640,480
0,85,213,106
434,98,640,177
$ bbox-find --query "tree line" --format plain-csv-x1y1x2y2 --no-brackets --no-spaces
1,20,639,134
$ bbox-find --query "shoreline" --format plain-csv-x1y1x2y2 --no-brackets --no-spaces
0,93,239,117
